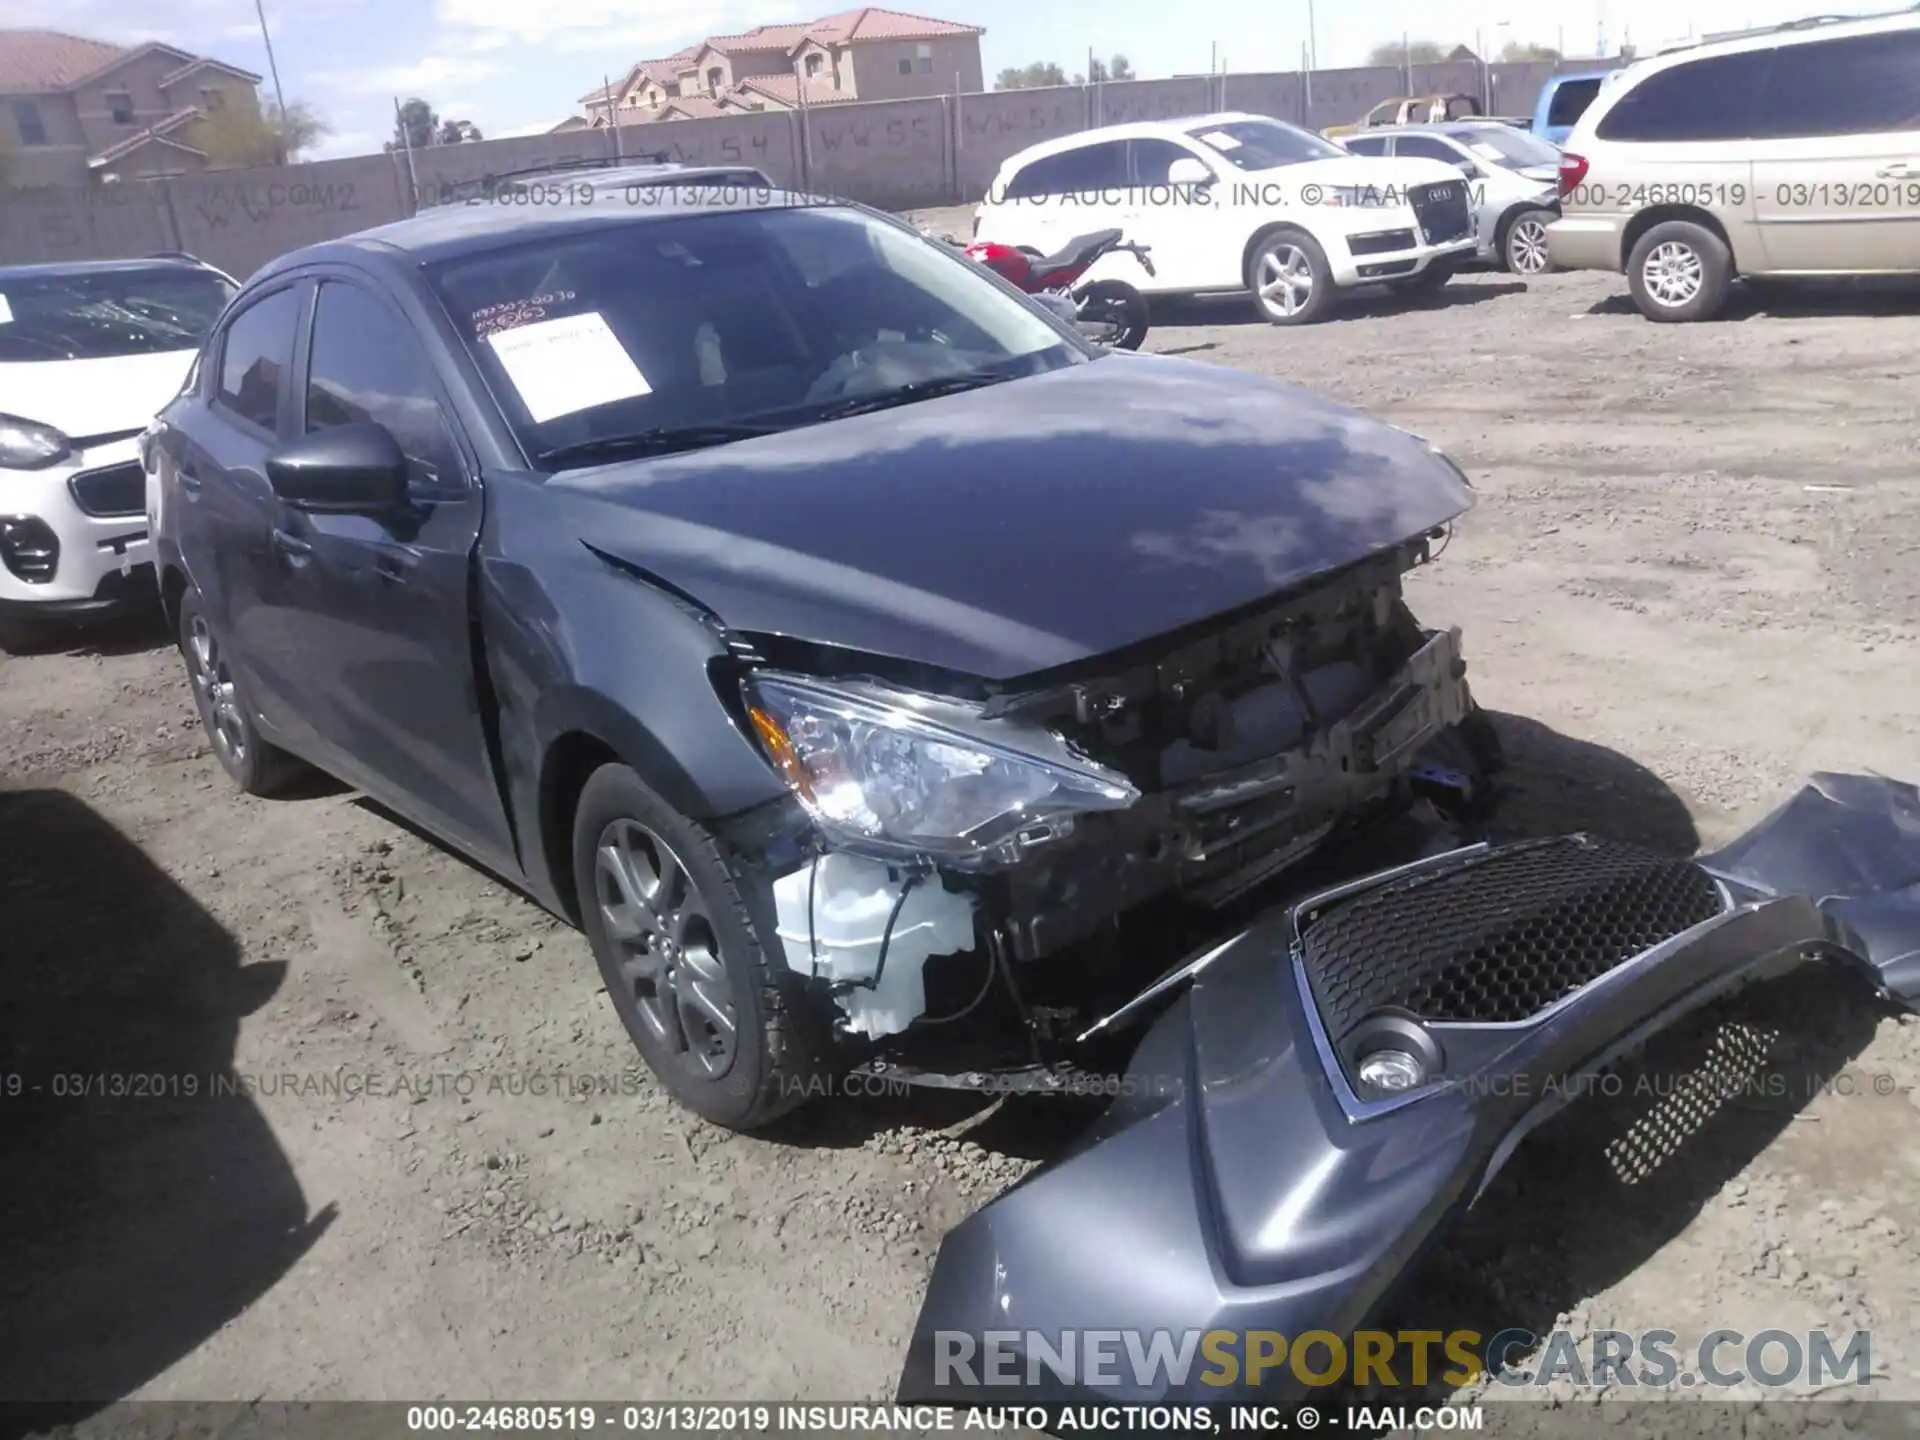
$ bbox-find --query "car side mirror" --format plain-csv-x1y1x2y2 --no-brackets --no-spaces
265,422,409,514
1457,159,1483,179
1167,157,1213,188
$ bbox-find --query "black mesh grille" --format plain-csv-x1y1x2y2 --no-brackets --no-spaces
1299,836,1725,1034
68,462,145,518
1409,180,1472,246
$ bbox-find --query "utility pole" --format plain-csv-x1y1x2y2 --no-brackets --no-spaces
253,0,290,161
1306,0,1317,70
392,96,419,202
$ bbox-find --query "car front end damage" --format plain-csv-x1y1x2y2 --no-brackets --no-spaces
894,771,1920,1410
723,532,1500,1083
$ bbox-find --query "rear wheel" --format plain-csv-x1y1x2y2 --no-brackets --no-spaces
571,762,824,1130
177,588,307,796
1626,220,1732,322
1247,230,1336,325
1075,279,1149,349
1501,207,1555,276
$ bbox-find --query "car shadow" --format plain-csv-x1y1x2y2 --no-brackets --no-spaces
1584,276,1920,322
1148,278,1529,332
0,608,172,660
0,788,333,1423
1479,709,1700,855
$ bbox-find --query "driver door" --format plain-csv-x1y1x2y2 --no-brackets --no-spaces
1123,137,1228,291
261,276,515,868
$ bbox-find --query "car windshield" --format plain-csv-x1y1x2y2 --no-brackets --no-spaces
1445,126,1562,167
1186,119,1346,170
0,265,233,363
429,203,1086,469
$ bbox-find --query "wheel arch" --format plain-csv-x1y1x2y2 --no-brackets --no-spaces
1621,206,1738,275
1494,201,1555,259
1240,221,1321,289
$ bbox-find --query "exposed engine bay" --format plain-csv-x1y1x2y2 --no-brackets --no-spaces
736,534,1502,1082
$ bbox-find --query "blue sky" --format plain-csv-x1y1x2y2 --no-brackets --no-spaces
10,0,1851,157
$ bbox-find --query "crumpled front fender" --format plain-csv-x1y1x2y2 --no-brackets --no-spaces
898,773,1920,1408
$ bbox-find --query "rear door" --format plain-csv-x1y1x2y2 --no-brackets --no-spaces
1749,27,1920,273
1123,136,1225,290
992,140,1131,258
264,274,513,865
179,279,320,749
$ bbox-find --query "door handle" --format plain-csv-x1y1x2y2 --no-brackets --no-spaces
270,528,313,563
374,552,415,585
1876,163,1919,180
178,467,202,495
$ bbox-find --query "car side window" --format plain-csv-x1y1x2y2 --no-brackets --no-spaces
1127,138,1203,186
1395,135,1462,163
214,286,303,433
1546,79,1600,127
304,281,465,495
1595,50,1769,141
1004,141,1128,198
1756,32,1920,139
1343,135,1390,156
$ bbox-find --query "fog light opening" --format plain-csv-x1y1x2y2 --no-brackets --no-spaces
1357,1047,1426,1093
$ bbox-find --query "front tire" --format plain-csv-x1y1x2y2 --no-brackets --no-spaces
571,763,823,1130
1501,207,1555,276
176,588,306,795
1627,220,1732,322
1247,230,1336,325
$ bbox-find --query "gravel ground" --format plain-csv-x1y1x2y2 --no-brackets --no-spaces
5,212,1920,1431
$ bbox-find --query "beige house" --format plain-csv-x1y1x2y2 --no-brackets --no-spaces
0,29,264,185
576,7,983,125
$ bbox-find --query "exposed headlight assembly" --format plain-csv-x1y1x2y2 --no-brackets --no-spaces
742,671,1139,869
0,413,72,471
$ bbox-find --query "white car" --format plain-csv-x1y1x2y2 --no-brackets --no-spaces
0,255,235,645
1339,122,1564,275
974,112,1481,325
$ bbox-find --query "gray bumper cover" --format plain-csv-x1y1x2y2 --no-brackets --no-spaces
898,772,1920,1408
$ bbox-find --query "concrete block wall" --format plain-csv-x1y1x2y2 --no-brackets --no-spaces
0,56,1611,276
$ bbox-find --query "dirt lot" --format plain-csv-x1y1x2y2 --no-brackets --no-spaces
6,217,1920,1428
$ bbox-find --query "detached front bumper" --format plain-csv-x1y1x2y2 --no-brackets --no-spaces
899,772,1920,1409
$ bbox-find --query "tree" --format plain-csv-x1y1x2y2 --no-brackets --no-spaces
1499,40,1562,61
995,62,1068,89
191,98,332,167
1085,54,1134,82
1367,39,1449,65
437,119,483,144
387,97,438,153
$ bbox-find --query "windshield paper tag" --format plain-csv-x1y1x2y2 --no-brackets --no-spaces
1199,129,1241,150
0,294,11,325
486,311,651,424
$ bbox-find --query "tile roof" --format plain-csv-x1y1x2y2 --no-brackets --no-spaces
158,54,264,88
0,28,128,92
735,75,855,106
706,7,980,54
89,107,206,166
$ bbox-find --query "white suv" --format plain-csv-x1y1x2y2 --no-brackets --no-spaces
1547,9,1920,321
975,113,1481,325
0,255,235,645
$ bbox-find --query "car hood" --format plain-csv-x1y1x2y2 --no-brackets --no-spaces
547,354,1474,681
1262,153,1467,192
0,350,196,438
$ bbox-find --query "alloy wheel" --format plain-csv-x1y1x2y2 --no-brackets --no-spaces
1256,244,1315,318
188,615,249,769
1642,241,1703,307
1508,216,1550,275
593,818,737,1079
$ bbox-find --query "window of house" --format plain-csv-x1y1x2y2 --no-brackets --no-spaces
916,43,933,73
200,87,228,112
898,53,913,75
805,52,824,77
107,92,135,125
12,100,48,146
706,66,722,92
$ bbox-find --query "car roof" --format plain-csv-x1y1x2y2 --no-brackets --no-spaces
1543,68,1616,84
0,255,224,284
992,112,1289,171
251,179,846,278
1649,4,1915,59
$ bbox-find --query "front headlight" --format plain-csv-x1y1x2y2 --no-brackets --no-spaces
742,671,1139,868
0,413,72,470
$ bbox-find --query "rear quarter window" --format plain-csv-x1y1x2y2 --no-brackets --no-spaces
1546,78,1601,127
1594,50,1770,142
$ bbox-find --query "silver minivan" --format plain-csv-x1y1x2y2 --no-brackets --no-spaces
1547,9,1920,320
